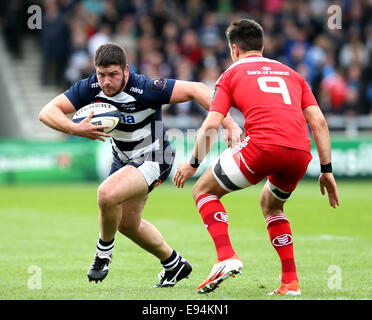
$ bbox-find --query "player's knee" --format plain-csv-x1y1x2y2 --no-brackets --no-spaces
260,192,284,217
192,176,225,202
97,184,117,209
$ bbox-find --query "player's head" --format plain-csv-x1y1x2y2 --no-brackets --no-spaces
94,43,129,96
226,19,264,62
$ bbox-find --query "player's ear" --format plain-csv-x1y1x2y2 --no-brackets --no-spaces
229,43,235,61
123,64,129,78
233,44,240,60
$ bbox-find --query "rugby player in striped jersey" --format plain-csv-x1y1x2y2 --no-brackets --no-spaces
39,43,242,287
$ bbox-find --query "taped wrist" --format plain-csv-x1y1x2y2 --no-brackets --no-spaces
321,162,332,173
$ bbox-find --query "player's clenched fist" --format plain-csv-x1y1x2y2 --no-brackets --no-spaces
173,162,197,188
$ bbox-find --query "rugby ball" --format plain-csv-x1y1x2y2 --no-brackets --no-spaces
72,103,121,133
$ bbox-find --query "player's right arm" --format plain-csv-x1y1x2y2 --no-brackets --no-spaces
170,80,242,145
39,93,111,142
303,105,339,208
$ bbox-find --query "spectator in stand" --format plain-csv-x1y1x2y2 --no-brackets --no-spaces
320,67,348,115
343,63,362,116
41,0,70,86
361,52,372,115
0,0,25,59
166,57,202,120
82,0,104,16
7,0,369,119
101,0,120,32
178,29,203,67
339,31,369,69
199,12,220,48
139,50,170,79
87,22,112,58
64,23,93,86
113,15,137,57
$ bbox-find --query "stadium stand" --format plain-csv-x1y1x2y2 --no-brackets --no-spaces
0,0,371,139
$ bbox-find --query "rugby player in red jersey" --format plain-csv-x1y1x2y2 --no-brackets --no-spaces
173,19,339,295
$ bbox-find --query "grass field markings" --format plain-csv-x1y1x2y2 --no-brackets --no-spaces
296,234,359,241
0,207,45,215
1,181,371,300
319,234,357,241
1,206,97,216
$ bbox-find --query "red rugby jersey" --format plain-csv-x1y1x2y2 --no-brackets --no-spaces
210,55,318,152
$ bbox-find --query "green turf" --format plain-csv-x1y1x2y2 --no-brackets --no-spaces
0,180,371,300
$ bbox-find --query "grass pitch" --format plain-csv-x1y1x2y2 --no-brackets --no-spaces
0,179,371,300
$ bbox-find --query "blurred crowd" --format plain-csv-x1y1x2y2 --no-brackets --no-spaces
1,0,372,119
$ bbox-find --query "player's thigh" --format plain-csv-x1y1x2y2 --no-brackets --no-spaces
98,165,148,206
266,148,312,199
260,147,312,216
208,145,254,195
118,194,149,232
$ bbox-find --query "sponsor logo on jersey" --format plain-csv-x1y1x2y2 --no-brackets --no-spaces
129,87,144,94
214,212,228,224
121,114,136,123
231,136,250,154
152,79,167,92
119,102,137,112
272,234,293,247
91,82,100,88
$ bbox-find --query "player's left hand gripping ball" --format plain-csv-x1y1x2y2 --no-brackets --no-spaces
173,162,197,188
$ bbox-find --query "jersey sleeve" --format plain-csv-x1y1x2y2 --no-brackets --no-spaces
300,77,319,109
64,75,96,110
142,76,176,107
209,73,232,116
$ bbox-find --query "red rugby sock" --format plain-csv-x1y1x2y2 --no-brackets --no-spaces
266,213,298,284
196,194,235,261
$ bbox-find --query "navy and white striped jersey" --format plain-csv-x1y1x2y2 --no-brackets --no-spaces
64,71,176,163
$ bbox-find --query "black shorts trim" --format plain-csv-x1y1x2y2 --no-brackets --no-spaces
270,187,292,201
213,159,242,191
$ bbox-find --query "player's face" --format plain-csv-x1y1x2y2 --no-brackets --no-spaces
96,64,129,97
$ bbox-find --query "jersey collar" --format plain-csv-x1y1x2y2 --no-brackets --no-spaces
243,54,262,59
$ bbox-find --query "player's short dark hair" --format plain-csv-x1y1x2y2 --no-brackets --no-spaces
226,19,264,52
94,43,127,70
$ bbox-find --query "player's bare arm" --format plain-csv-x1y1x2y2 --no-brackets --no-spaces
173,111,225,188
170,80,242,145
303,105,340,208
39,94,111,142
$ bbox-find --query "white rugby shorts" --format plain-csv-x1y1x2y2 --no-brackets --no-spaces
212,147,253,192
